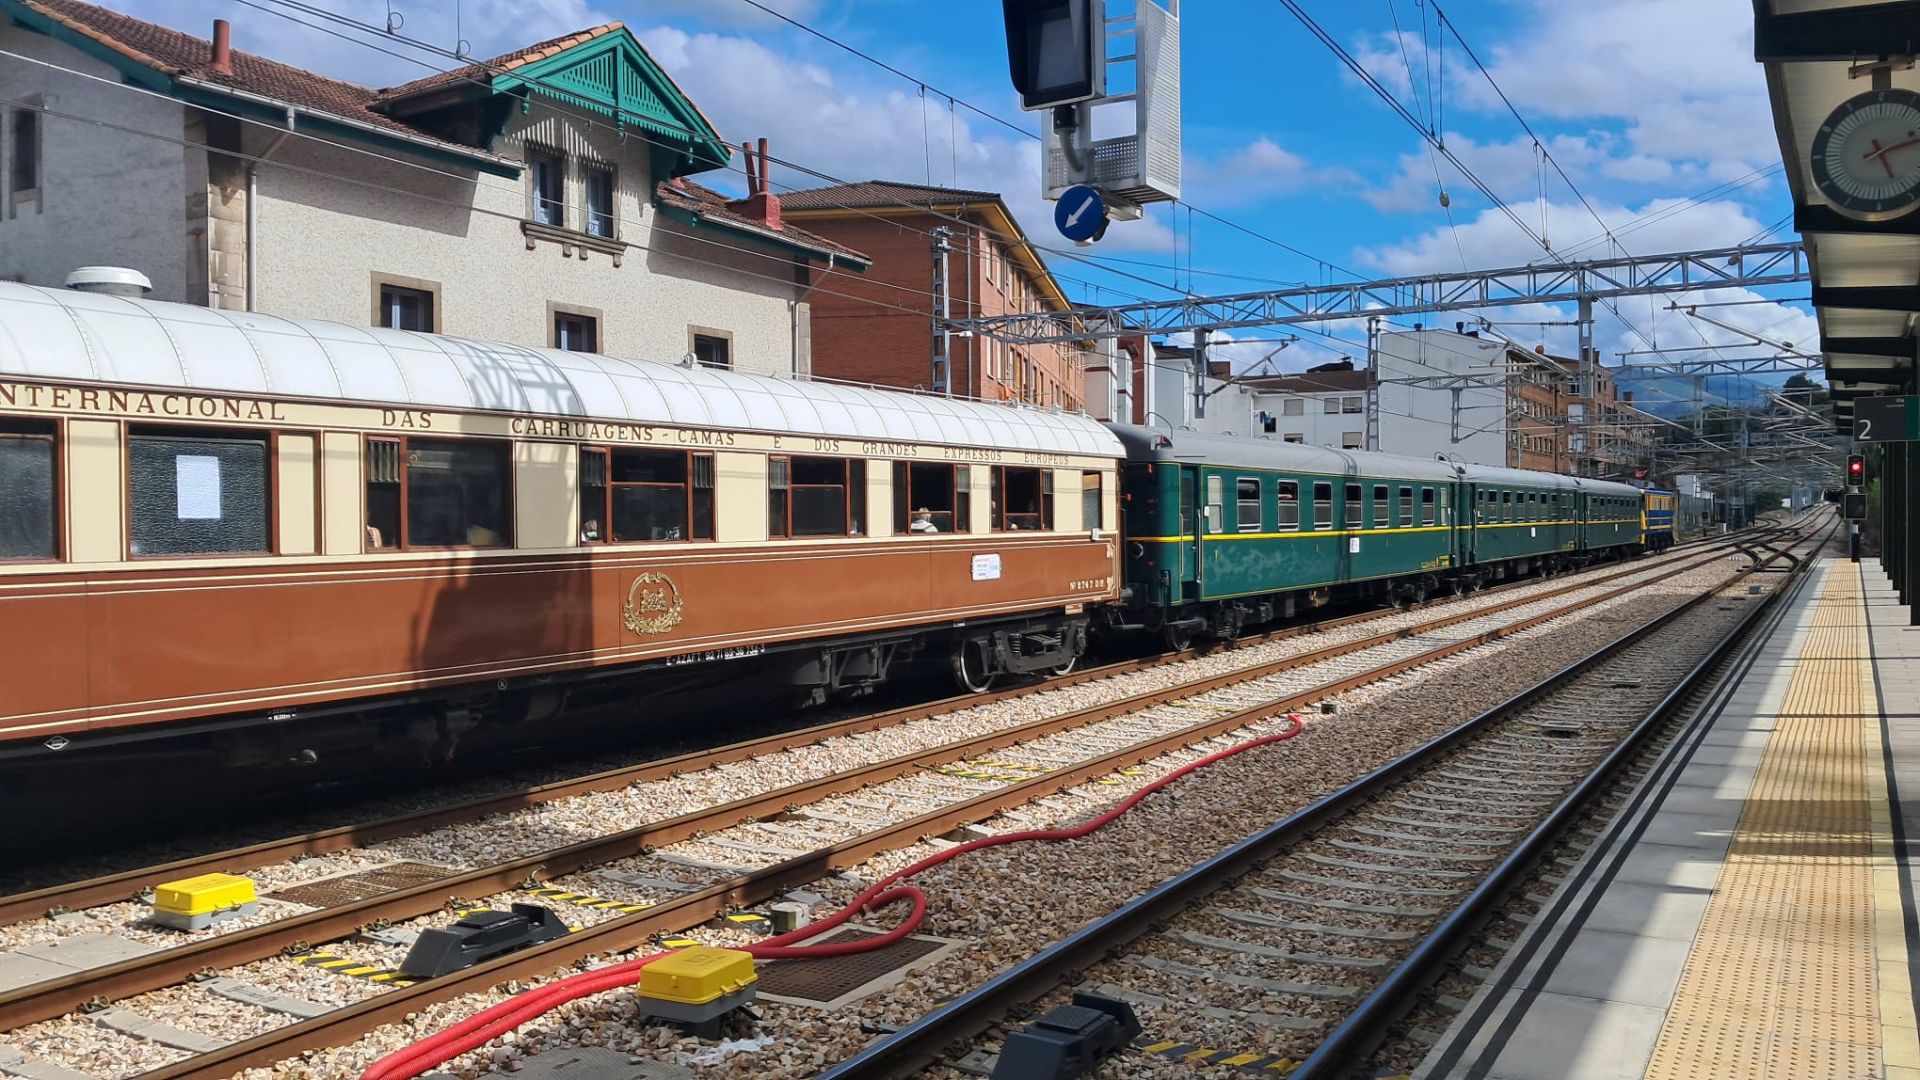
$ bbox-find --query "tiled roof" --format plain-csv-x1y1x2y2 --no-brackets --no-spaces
14,0,482,151
778,180,1004,212
377,23,624,101
656,179,871,265
1236,370,1370,393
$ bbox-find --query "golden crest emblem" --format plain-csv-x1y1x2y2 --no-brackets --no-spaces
622,571,684,635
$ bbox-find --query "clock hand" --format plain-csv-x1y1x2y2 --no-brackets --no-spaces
1865,135,1920,166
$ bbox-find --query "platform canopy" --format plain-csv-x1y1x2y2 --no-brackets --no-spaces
1757,0,1920,431
0,283,1123,458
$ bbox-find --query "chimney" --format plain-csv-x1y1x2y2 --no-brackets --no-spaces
726,137,783,230
210,19,233,76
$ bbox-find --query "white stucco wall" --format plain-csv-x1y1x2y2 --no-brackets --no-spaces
250,107,810,376
1254,389,1367,448
0,26,189,300
1374,330,1507,466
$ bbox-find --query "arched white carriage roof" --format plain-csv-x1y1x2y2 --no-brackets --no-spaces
0,283,1124,458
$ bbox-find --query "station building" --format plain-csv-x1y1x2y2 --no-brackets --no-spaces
778,181,1088,409
0,0,867,377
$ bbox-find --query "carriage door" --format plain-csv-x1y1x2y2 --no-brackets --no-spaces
1179,466,1202,593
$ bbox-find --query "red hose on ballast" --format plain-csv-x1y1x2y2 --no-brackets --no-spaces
359,713,1307,1080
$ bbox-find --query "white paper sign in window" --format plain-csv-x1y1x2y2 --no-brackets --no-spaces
175,455,222,520
1348,536,1361,554
971,553,1002,581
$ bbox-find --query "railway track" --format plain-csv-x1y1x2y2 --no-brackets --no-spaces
0,523,1805,1080
815,518,1830,1080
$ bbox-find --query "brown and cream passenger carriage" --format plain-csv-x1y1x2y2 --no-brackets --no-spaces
0,281,1122,773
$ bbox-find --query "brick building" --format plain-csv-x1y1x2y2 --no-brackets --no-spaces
779,181,1086,408
1506,347,1654,478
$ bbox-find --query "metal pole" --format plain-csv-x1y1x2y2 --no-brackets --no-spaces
1576,295,1594,477
1192,328,1210,420
1365,316,1381,452
931,227,952,396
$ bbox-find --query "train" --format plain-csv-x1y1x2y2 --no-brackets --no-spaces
0,280,1669,772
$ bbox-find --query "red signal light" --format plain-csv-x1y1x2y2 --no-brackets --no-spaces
1848,454,1866,482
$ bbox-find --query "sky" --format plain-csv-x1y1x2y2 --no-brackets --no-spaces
116,0,1815,408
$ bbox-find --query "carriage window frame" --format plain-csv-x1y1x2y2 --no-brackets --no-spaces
1312,481,1334,530
578,445,715,545
771,454,865,538
1397,485,1414,528
1236,476,1263,532
1082,471,1103,531
1275,480,1300,530
1372,484,1390,529
992,465,1052,531
127,425,276,559
363,434,512,551
0,416,60,563
895,461,969,534
1420,486,1436,526
1345,482,1364,530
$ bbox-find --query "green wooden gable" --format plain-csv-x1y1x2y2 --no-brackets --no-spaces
491,31,731,179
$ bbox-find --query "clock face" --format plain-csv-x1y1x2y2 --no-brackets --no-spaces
1811,89,1920,217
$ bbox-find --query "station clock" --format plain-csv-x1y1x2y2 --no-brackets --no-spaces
1810,88,1920,219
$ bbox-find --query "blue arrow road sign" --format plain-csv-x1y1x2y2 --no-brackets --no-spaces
1055,184,1107,242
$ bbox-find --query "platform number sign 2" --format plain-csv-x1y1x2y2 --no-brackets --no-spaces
1854,396,1918,443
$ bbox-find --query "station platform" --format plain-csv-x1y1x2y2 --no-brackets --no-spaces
1417,555,1920,1080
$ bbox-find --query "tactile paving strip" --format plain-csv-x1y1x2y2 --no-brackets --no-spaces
1645,565,1917,1079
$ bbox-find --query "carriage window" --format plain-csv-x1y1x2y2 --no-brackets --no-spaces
1313,482,1333,529
994,465,1048,530
129,428,270,556
1501,490,1513,522
1373,484,1389,528
0,418,56,560
579,448,607,542
1345,483,1363,529
1082,471,1103,531
364,436,509,549
896,462,967,534
1180,470,1196,535
1203,474,1224,534
774,455,859,537
1420,487,1436,526
1237,477,1262,532
1277,480,1300,529
580,448,716,543
1398,486,1414,527
1440,487,1451,525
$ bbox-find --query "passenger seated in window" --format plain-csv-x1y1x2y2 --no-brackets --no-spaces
580,518,601,543
910,508,939,533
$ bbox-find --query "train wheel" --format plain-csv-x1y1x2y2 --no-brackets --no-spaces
1050,654,1079,677
951,641,997,694
1162,622,1195,651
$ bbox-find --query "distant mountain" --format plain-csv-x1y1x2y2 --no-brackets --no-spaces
1618,372,1774,418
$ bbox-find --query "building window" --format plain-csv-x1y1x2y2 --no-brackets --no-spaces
583,166,615,238
1276,480,1299,530
1082,471,1103,531
1282,398,1304,416
895,461,969,533
578,447,714,543
992,466,1051,530
1341,431,1362,449
377,282,435,332
693,333,731,370
1342,396,1363,414
1236,477,1262,532
1282,433,1305,444
1312,481,1333,529
529,148,565,227
9,109,37,196
1345,482,1363,530
1323,397,1339,414
128,428,270,556
772,456,863,538
554,311,597,352
0,418,56,560
364,437,510,549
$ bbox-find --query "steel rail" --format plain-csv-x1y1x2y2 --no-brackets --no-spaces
1288,530,1830,1077
0,529,1768,928
812,519,1829,1079
17,536,1788,1078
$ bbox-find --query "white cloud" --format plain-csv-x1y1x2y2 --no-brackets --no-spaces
1360,197,1771,276
1451,0,1775,178
1184,137,1354,207
637,0,822,31
1362,131,1618,214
